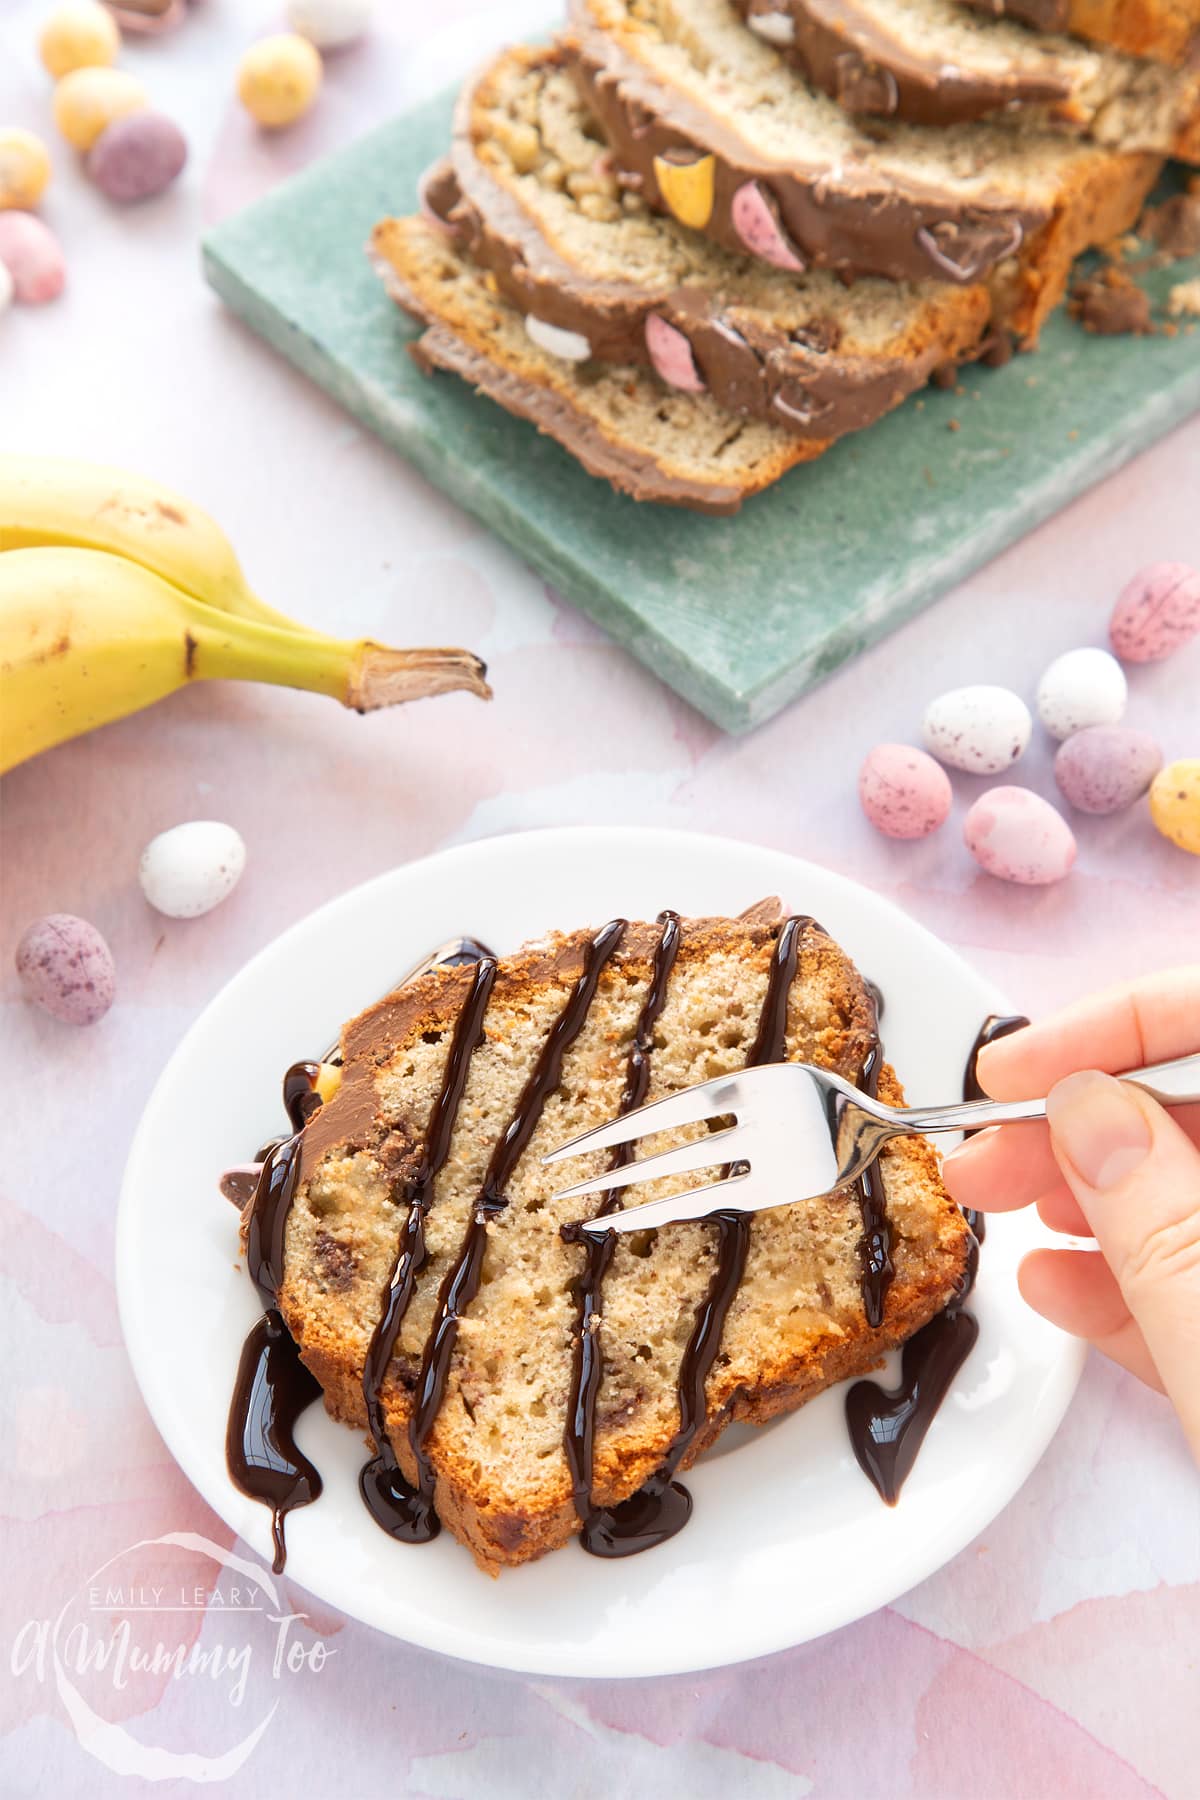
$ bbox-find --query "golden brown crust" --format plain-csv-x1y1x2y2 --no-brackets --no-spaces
279,914,971,1575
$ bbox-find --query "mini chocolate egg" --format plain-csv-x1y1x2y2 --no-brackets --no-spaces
1054,726,1162,815
0,128,53,210
53,66,146,152
39,0,120,80
1149,760,1200,856
1109,563,1200,664
858,743,952,839
138,820,246,918
285,0,374,49
88,110,186,201
963,786,1077,885
1036,646,1126,741
236,34,322,129
0,211,66,302
920,684,1032,775
15,913,115,1024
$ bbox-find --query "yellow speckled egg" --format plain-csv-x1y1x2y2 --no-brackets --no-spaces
236,34,322,129
53,65,146,152
1149,759,1200,855
39,0,120,80
0,128,52,210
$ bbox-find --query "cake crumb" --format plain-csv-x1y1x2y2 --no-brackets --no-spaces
1069,268,1153,337
1139,192,1200,262
1168,278,1200,319
947,418,960,432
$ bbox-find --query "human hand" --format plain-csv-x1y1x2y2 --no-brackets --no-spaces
943,967,1200,1461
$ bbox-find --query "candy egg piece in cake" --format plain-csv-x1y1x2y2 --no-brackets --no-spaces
1054,726,1162,815
964,787,1076,885
139,820,246,917
858,743,952,839
1109,562,1200,663
1036,647,1126,740
645,312,705,391
1149,760,1200,855
16,913,116,1024
921,684,1032,774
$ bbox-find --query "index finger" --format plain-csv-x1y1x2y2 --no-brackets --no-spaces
976,966,1200,1101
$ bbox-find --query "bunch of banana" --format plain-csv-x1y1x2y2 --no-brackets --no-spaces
0,455,490,775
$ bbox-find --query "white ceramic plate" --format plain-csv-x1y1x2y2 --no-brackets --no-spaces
117,827,1084,1678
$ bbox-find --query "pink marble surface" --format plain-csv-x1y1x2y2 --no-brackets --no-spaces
2,2,1198,1793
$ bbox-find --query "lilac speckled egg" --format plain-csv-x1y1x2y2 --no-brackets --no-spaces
921,685,1032,775
858,743,952,839
1036,647,1126,740
963,787,1077,885
15,913,115,1024
1054,725,1163,815
0,210,65,303
88,111,187,203
1109,563,1200,664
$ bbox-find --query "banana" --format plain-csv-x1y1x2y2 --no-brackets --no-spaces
0,453,310,632
0,546,490,774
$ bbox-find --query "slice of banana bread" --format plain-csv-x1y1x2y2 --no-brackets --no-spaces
372,214,823,511
732,0,1200,146
567,0,1163,341
955,0,1200,67
270,910,971,1572
433,45,994,441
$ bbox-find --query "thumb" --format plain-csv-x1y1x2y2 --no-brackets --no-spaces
1046,1069,1200,1455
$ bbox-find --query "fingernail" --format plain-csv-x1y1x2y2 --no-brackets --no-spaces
1046,1070,1152,1191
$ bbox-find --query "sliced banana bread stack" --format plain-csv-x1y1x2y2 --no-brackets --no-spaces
372,0,1195,511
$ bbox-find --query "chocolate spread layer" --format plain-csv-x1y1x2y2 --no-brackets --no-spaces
433,54,991,442
564,10,1046,287
957,0,1070,31
733,0,1073,127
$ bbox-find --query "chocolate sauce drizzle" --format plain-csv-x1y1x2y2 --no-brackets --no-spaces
226,1059,326,1571
357,955,498,1540
844,1012,1030,1504
577,915,809,1557
226,946,497,1571
363,919,629,1544
563,910,683,1554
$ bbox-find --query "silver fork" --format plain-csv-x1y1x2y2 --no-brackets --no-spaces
544,1053,1200,1237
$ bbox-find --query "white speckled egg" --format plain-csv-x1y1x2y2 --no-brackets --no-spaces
138,820,245,918
285,0,374,48
920,685,1032,775
858,743,952,839
1054,726,1162,815
963,787,1076,885
15,913,115,1024
1036,647,1127,741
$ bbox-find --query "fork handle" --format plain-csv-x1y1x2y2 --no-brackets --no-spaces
893,1052,1200,1138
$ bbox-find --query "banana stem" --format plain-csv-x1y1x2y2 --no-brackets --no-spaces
187,604,491,710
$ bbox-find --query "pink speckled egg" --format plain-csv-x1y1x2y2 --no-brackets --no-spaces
731,180,805,271
858,743,952,839
645,311,705,393
0,210,65,303
1109,562,1200,664
963,787,1077,885
1054,725,1163,815
15,913,115,1024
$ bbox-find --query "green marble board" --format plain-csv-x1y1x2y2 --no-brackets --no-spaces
203,89,1200,733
